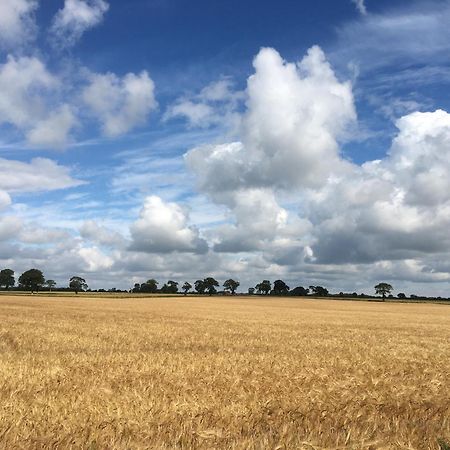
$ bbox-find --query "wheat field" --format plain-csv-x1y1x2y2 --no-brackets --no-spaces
0,294,449,449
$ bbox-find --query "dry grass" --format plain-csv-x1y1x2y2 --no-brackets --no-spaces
0,295,449,449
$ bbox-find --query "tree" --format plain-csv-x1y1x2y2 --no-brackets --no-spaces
397,292,406,299
140,279,158,293
248,287,255,295
45,279,56,291
18,269,45,293
309,285,329,297
374,282,393,300
255,280,271,295
290,286,309,296
194,279,206,294
167,280,178,294
204,277,219,295
272,279,289,295
182,282,192,295
0,269,15,290
69,276,88,294
132,283,141,293
223,279,240,295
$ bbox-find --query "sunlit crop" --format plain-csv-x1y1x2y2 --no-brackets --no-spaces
0,294,449,449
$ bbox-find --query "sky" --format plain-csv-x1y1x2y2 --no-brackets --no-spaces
2,0,450,295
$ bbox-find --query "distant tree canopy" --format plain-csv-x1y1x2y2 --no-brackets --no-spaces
248,287,255,295
19,269,45,293
272,279,289,295
204,277,219,295
194,279,206,294
140,279,158,293
161,280,178,294
290,286,309,296
182,282,192,295
223,279,240,295
0,269,15,290
69,276,88,294
255,280,271,295
375,283,393,300
45,279,56,291
309,286,329,297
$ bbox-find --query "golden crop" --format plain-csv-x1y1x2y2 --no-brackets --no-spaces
0,294,449,449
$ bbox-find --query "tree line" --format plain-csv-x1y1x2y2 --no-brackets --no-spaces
0,268,88,294
1,268,447,301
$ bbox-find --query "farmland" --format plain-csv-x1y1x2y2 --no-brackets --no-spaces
0,294,449,449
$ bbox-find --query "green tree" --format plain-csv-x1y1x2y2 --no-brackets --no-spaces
272,279,289,295
223,279,240,295
204,277,219,295
69,276,88,294
194,279,206,294
375,282,393,301
182,282,192,295
19,269,45,293
255,280,271,295
0,269,15,290
167,280,178,294
248,287,255,295
309,286,329,297
290,286,309,296
140,279,158,293
45,279,56,291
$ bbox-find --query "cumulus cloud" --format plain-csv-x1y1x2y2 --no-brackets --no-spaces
78,246,114,272
19,227,71,245
307,109,450,264
0,158,85,193
0,0,37,50
80,220,126,247
183,45,450,292
164,101,214,128
213,188,310,254
186,46,356,193
0,191,12,210
26,105,77,149
164,78,243,128
50,0,109,48
0,56,77,148
0,56,57,129
0,216,22,242
129,196,208,254
82,71,157,136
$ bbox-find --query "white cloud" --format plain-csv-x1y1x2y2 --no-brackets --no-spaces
0,191,11,210
0,216,22,242
80,220,126,247
0,158,85,193
351,0,367,16
0,56,78,149
0,56,57,129
164,101,214,128
78,246,114,272
82,71,157,136
129,195,208,254
164,78,243,129
26,105,77,149
306,109,450,264
50,0,109,48
0,0,37,50
186,46,356,194
19,227,71,244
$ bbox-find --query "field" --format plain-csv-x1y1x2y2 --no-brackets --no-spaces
0,295,449,449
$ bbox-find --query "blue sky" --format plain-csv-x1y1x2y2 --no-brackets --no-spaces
2,0,450,295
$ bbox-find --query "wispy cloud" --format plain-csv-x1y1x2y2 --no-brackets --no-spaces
351,0,367,16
